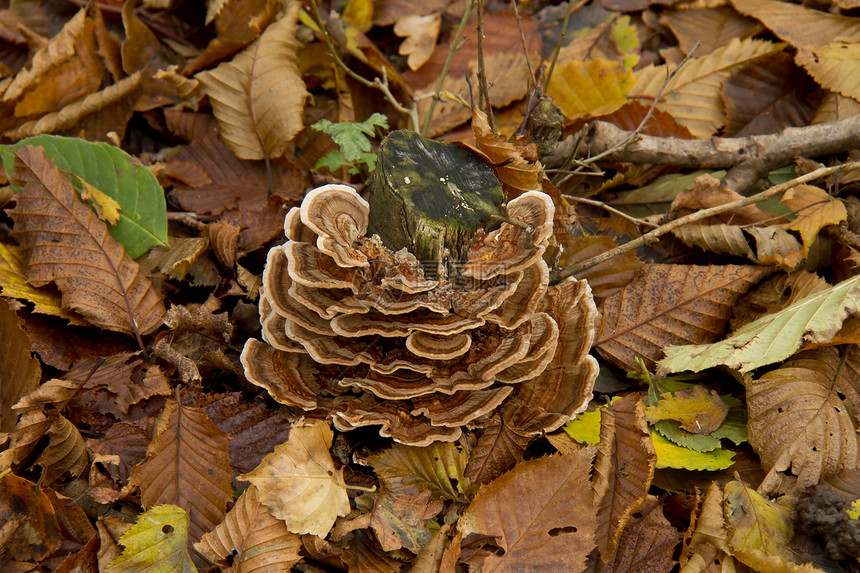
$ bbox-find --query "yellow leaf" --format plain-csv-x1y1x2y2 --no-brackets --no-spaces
848,499,860,519
633,38,785,137
106,505,196,573
547,58,636,122
343,0,373,33
796,43,860,102
781,184,847,256
723,481,817,572
652,431,735,471
562,408,602,445
238,419,350,536
196,1,307,160
79,179,121,224
645,385,730,434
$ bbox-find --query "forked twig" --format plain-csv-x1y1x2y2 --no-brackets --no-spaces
550,161,860,284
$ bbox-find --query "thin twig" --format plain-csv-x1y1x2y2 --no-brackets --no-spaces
476,0,495,132
510,0,535,87
310,0,417,128
550,161,860,284
422,1,476,136
542,0,588,93
565,195,660,227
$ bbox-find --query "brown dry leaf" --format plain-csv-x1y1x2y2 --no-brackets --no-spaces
363,441,468,501
594,495,678,573
194,485,303,571
196,0,307,160
394,13,441,72
660,7,763,56
4,71,142,140
678,482,732,573
673,223,754,259
0,297,40,434
463,420,531,487
0,472,62,562
596,264,773,372
722,53,822,137
645,385,730,435
369,488,443,553
409,522,451,573
87,422,149,501
669,174,771,225
547,59,636,123
207,221,240,269
811,90,860,123
742,226,804,267
780,184,847,257
404,12,540,136
341,529,403,573
238,419,350,537
592,393,656,563
558,236,640,301
125,398,233,545
148,237,209,282
552,16,639,65
746,346,860,494
32,410,89,485
796,43,860,102
632,38,785,137
372,0,450,26
459,449,597,572
730,0,860,48
9,146,165,336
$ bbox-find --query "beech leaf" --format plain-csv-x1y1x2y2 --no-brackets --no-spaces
106,505,196,573
194,485,302,571
746,346,860,493
126,398,233,546
9,146,166,336
644,385,730,434
1,134,169,258
780,184,847,256
652,432,735,471
596,264,772,371
237,419,350,536
459,450,597,573
0,297,40,434
658,274,860,375
362,441,469,501
547,58,636,122
196,1,307,160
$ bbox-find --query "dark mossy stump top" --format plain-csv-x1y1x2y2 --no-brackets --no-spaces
368,130,505,280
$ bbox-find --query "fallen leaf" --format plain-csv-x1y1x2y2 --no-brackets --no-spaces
660,7,762,56
394,13,440,71
596,264,773,371
632,38,785,137
0,297,40,434
594,495,678,572
645,385,730,435
463,419,531,487
0,472,62,562
79,178,121,224
194,485,303,571
196,0,307,160
126,398,233,546
547,58,636,122
730,0,860,48
369,487,443,553
781,185,847,257
459,450,597,573
659,273,860,375
9,145,166,336
747,346,860,493
362,441,469,501
105,505,196,573
592,393,656,563
652,431,735,471
238,419,350,536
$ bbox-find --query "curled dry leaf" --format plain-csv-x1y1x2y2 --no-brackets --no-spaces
194,485,303,571
0,472,62,562
196,0,307,160
0,297,40,434
746,346,860,494
459,450,597,573
238,419,350,537
9,146,165,336
592,394,656,563
126,398,233,546
596,264,773,372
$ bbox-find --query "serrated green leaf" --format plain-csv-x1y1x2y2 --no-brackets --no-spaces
709,408,748,445
652,431,735,470
659,274,860,375
106,505,196,573
0,135,168,258
312,113,388,163
314,150,352,173
654,420,722,453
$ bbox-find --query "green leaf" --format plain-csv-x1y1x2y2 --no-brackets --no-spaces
654,420,722,453
610,16,640,68
106,505,196,573
658,274,860,375
311,113,388,162
709,408,748,445
0,135,168,258
652,431,735,471
314,150,352,173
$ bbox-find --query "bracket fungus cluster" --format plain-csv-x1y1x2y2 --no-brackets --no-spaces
241,180,599,446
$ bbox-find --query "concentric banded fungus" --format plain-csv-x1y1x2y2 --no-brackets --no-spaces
241,180,599,445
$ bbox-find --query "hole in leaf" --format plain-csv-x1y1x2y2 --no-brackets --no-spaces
632,511,642,519
548,526,578,536
777,407,784,413
494,547,506,556
162,525,174,534
836,391,846,401
449,478,459,490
